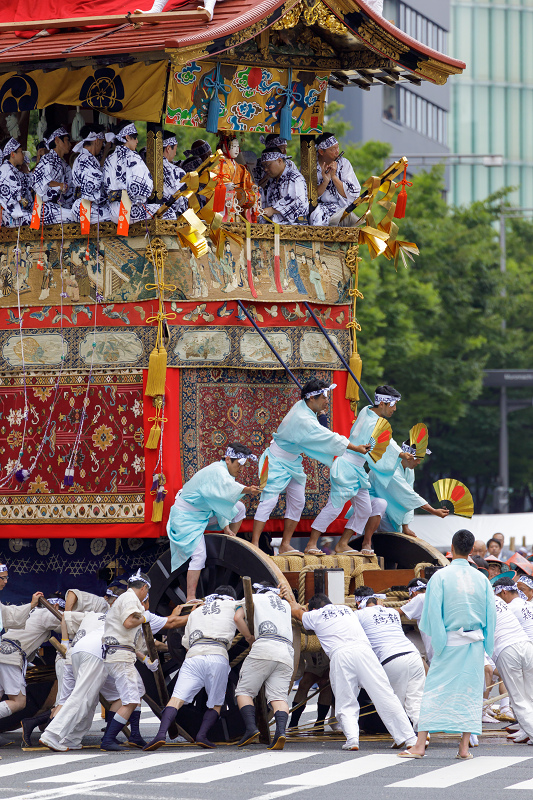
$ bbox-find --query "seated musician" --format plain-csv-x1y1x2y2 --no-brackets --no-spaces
183,139,212,166
259,148,308,225
103,122,153,224
160,133,188,219
70,125,111,223
253,134,288,193
0,139,33,227
309,132,360,226
32,127,73,224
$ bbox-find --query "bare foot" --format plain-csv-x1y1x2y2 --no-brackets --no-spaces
402,526,417,538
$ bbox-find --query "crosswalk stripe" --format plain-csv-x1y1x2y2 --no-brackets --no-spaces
268,754,408,787
36,751,205,784
504,772,533,789
3,780,126,800
0,753,103,779
149,751,319,783
386,756,531,788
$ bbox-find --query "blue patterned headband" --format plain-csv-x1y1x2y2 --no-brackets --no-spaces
375,392,401,406
2,138,20,161
128,568,151,588
316,135,338,151
225,447,258,465
261,150,286,163
45,127,69,147
163,136,177,148
305,383,337,399
116,123,138,142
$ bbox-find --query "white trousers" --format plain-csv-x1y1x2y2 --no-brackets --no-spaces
382,651,426,730
496,641,533,741
190,501,247,569
345,496,387,532
172,654,230,707
312,490,372,534
57,662,76,706
330,644,416,746
254,479,306,523
45,652,111,748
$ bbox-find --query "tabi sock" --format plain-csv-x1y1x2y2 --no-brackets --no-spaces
240,704,257,732
155,706,178,741
274,710,288,738
289,702,306,728
315,703,329,726
196,708,219,740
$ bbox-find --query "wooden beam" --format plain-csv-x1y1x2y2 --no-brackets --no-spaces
0,9,209,35
38,597,63,622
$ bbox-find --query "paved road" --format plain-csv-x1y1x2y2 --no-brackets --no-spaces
0,706,530,800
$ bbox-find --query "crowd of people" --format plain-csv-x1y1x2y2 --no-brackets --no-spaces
0,123,360,229
1,527,532,756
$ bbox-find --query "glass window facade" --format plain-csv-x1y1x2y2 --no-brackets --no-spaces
383,86,448,145
384,0,448,50
450,0,533,207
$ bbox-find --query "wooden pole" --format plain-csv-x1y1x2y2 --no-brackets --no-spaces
38,597,63,622
243,576,271,745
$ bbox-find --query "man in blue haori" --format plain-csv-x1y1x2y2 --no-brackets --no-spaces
251,378,370,556
309,132,360,226
103,123,154,224
307,384,415,556
32,127,72,224
259,148,309,225
399,529,496,760
0,139,33,227
167,442,261,602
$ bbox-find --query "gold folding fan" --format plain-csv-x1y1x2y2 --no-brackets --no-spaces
369,417,393,463
433,479,474,518
409,422,429,459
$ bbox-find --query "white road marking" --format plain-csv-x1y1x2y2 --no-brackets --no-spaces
150,751,318,783
268,754,408,787
504,770,533,789
2,781,126,800
36,751,205,784
387,756,531,788
0,753,103,779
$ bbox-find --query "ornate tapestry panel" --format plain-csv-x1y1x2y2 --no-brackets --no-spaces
180,368,335,519
0,372,145,524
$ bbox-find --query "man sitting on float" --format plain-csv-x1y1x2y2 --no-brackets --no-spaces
0,139,33,227
309,132,360,226
70,124,112,224
103,122,153,225
32,127,73,225
259,148,308,226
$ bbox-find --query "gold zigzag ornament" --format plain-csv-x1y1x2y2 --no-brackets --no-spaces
409,422,429,459
369,417,393,463
433,479,474,518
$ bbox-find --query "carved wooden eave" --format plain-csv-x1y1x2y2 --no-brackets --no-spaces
0,0,464,90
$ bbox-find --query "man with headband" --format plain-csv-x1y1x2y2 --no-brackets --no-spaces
490,577,533,745
355,587,426,732
309,131,360,226
149,133,188,220
0,139,33,227
253,135,288,193
252,378,371,556
167,442,261,602
259,147,308,225
32,126,72,224
399,578,433,664
236,581,294,750
145,585,253,751
103,122,153,225
281,586,417,751
70,124,112,224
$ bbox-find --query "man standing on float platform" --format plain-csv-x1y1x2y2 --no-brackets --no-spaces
399,529,496,760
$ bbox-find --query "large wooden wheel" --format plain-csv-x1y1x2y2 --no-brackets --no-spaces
349,531,449,570
145,534,291,742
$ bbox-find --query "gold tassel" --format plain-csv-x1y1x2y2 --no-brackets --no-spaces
151,497,164,522
345,350,362,402
145,345,167,397
146,420,161,450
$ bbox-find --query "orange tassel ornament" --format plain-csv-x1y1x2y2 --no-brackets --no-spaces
394,164,413,219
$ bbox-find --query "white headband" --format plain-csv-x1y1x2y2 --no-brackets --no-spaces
357,594,386,609
408,581,427,596
72,131,113,154
401,442,432,457
253,583,281,595
204,593,236,602
316,135,338,151
260,135,287,148
116,123,138,142
375,392,401,406
0,564,7,573
128,568,151,588
105,588,119,598
3,138,20,161
45,127,69,147
304,383,337,400
225,447,258,465
494,584,518,595
517,576,533,591
47,597,66,609
261,150,286,163
163,136,177,148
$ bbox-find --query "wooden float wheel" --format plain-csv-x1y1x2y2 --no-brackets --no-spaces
146,534,296,743
348,530,449,570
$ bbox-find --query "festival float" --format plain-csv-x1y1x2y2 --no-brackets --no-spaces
0,0,464,740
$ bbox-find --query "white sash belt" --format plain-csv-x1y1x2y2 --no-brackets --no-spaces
342,450,365,467
174,493,201,514
269,440,299,462
446,628,484,647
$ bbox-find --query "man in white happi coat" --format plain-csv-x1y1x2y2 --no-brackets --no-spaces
236,582,295,750
398,577,433,664
0,598,60,725
40,596,185,751
0,138,33,226
282,587,417,751
492,577,533,744
309,132,360,227
32,127,72,224
64,587,112,614
355,587,426,731
145,585,253,751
